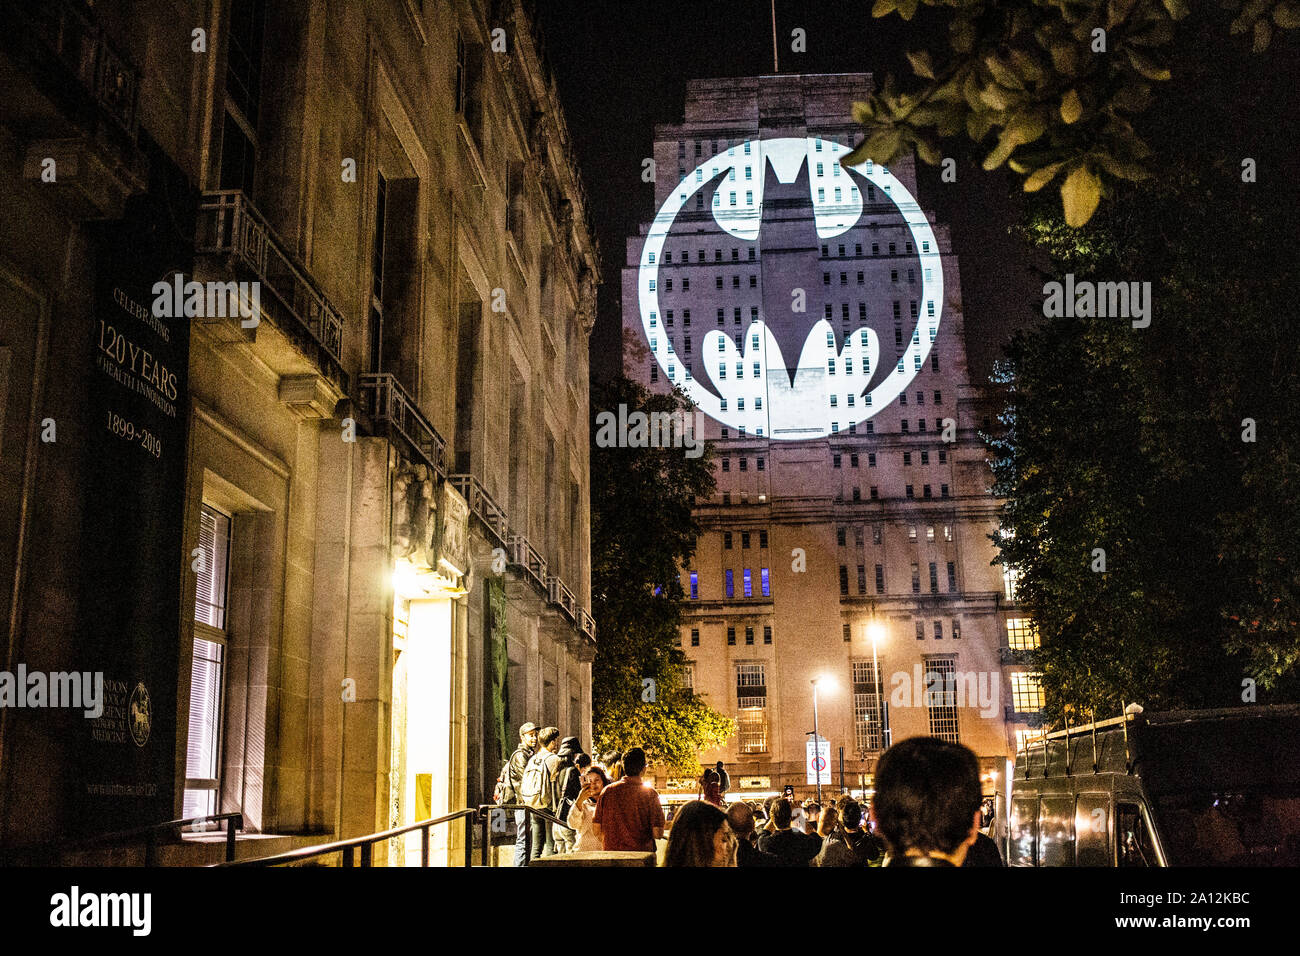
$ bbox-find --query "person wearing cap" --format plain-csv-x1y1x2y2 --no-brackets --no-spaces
510,722,539,867
550,736,585,854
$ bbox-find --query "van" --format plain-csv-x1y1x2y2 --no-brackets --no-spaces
995,705,1300,866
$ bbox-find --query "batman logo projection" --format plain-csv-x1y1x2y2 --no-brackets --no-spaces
636,137,944,440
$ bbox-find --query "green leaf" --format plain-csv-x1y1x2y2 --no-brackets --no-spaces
907,49,936,80
1050,42,1081,76
1254,18,1273,52
950,17,976,53
1094,155,1153,181
896,0,920,20
983,113,1045,171
1061,163,1102,226
1060,89,1083,124
979,81,1016,112
871,0,897,17
1023,161,1067,192
1275,1,1300,29
1162,0,1190,20
863,128,904,164
1126,48,1172,81
984,54,1025,90
852,100,877,123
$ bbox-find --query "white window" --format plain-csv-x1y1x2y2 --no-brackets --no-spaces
186,504,231,819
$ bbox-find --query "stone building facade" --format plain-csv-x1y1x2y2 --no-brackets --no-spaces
621,74,1039,803
0,0,596,864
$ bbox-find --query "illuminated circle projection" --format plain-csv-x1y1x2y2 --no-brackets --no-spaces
637,137,944,440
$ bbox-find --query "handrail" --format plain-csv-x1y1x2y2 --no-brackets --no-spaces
6,812,243,866
219,808,481,868
219,804,570,868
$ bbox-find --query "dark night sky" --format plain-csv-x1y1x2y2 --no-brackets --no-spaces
535,0,1044,385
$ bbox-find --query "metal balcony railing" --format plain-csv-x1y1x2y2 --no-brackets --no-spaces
20,0,141,135
508,533,548,592
197,190,346,386
447,474,510,549
546,575,577,623
577,607,596,643
357,372,447,478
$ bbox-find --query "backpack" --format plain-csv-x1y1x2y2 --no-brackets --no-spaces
555,762,582,820
520,751,554,810
493,745,527,805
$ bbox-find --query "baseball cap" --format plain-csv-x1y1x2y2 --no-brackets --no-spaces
519,722,538,736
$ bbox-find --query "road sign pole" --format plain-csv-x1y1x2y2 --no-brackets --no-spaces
812,681,822,805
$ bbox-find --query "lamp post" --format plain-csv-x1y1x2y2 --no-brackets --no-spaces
811,678,823,805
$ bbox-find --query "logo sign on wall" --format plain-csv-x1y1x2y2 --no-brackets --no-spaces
637,137,944,439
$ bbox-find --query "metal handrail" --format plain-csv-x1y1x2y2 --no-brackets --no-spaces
219,807,480,868
6,812,243,866
219,804,570,868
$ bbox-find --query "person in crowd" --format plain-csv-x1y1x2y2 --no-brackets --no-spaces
508,722,538,867
813,804,857,867
663,800,736,867
836,798,885,866
963,830,1005,866
790,799,809,834
714,761,731,796
725,801,780,868
872,736,984,867
756,797,821,866
593,747,665,853
550,736,585,854
566,764,609,853
761,796,780,835
601,750,623,784
699,768,725,808
521,726,560,858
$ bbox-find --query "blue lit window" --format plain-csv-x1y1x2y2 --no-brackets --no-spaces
743,569,753,598
690,572,699,600
761,568,770,596
725,570,734,598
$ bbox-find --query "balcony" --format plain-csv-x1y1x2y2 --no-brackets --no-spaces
196,190,347,390
546,575,577,624
508,534,548,593
357,373,446,478
4,0,147,218
447,474,509,549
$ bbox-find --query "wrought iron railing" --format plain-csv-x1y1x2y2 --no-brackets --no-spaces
508,533,548,592
21,0,140,135
577,607,596,643
448,474,510,549
196,190,346,385
357,372,446,478
546,575,577,623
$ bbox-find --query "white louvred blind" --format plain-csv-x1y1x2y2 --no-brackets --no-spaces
195,506,230,628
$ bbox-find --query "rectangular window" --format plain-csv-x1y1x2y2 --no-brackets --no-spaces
759,530,768,548
1011,672,1045,713
741,531,751,548
875,564,884,594
952,619,961,640
763,625,772,645
689,571,699,600
929,562,939,593
843,623,852,643
857,564,867,594
186,503,232,819
852,660,887,752
1007,618,1040,650
947,561,957,592
925,658,960,743
745,625,755,645
839,565,849,596
760,567,770,597
691,628,700,647
727,626,736,646
911,563,921,594
736,663,768,753
725,569,734,598
743,569,753,598
723,530,733,548
916,620,925,641
934,621,943,640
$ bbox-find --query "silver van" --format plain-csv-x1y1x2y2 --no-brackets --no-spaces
996,705,1300,866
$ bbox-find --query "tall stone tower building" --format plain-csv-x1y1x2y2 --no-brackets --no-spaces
621,74,1039,802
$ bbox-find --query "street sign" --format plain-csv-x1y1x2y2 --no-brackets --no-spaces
806,736,831,786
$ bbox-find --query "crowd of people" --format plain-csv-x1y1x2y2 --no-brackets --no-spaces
498,721,1004,867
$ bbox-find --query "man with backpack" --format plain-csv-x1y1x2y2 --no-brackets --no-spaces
519,726,561,860
550,737,586,854
500,722,538,867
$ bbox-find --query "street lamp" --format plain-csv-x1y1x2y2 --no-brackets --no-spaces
810,676,836,804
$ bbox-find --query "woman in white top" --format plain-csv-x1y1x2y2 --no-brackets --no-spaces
567,765,610,852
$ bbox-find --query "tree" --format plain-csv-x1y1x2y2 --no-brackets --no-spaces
847,0,1299,224
988,76,1300,721
589,375,734,773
